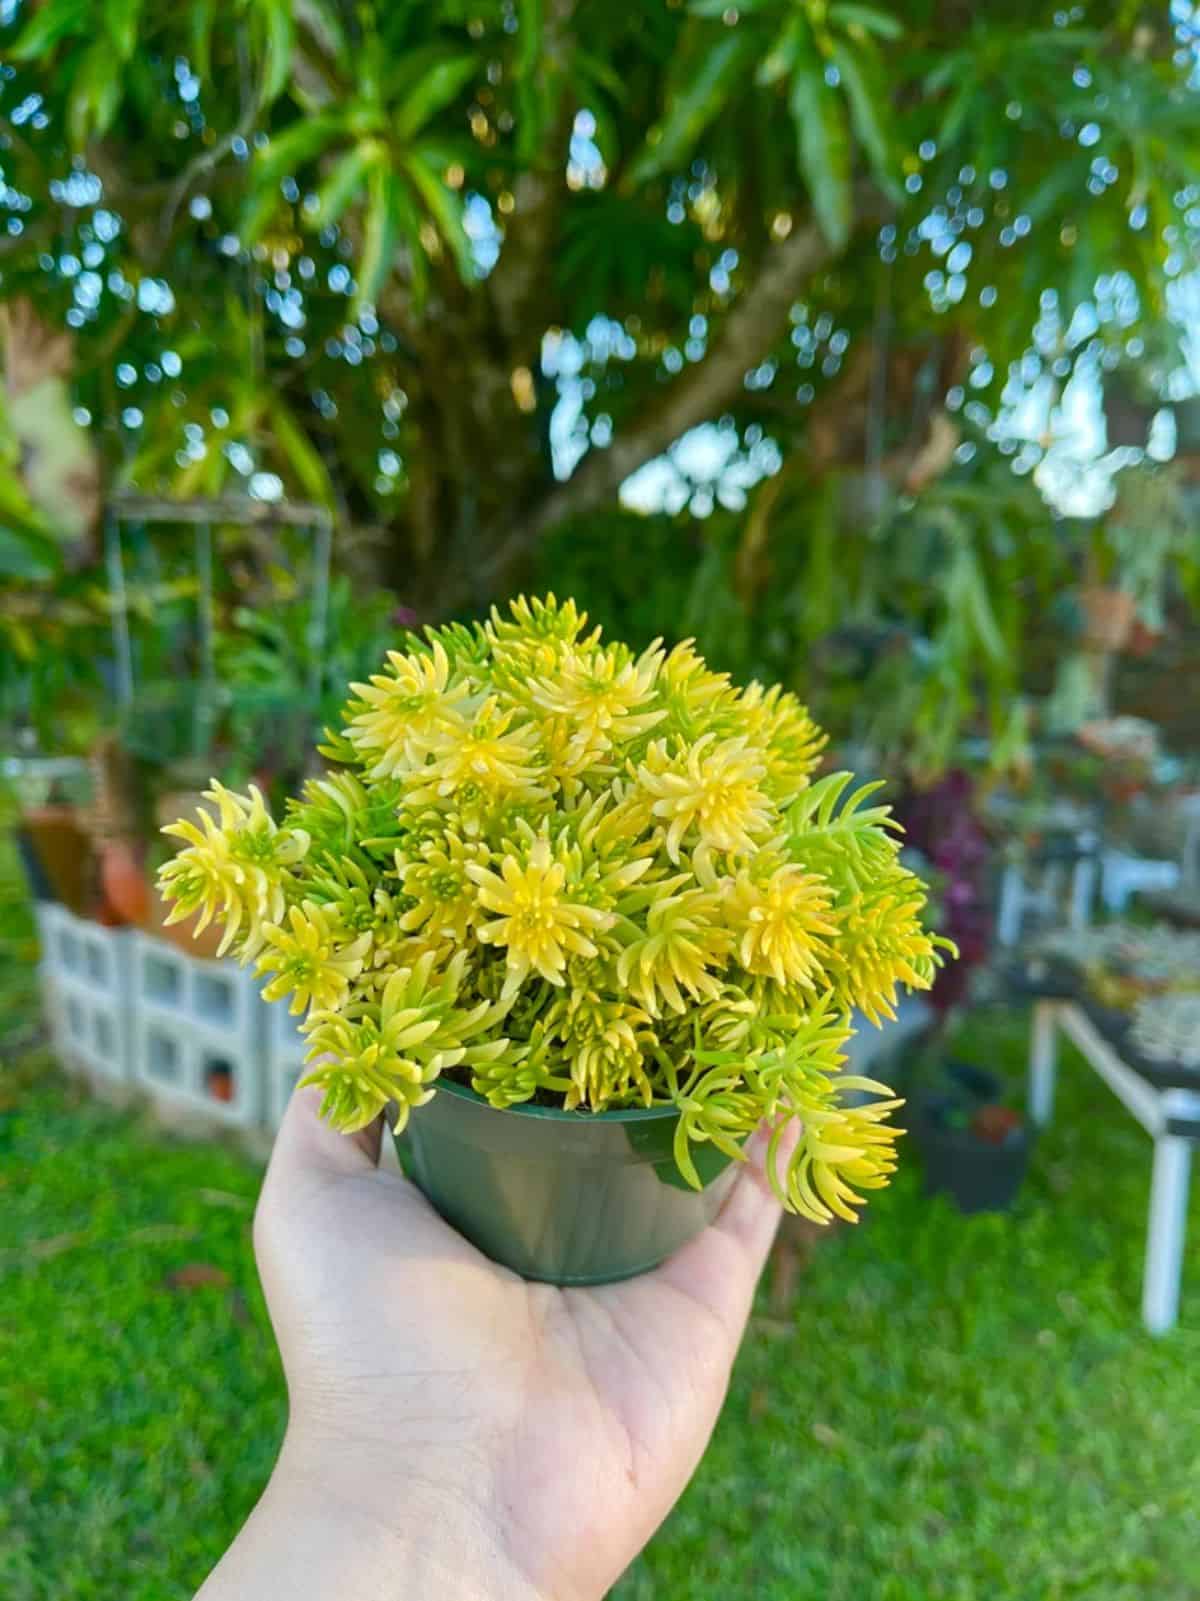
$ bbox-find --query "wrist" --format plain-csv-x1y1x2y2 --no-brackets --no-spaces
198,1424,553,1601
283,1425,542,1600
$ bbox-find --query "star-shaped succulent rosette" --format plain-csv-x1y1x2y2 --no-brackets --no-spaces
158,596,955,1223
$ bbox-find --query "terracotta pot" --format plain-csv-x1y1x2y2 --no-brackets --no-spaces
1080,585,1135,652
20,806,92,914
99,839,152,927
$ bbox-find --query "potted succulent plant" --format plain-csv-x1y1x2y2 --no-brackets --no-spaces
1131,993,1200,1070
158,596,955,1283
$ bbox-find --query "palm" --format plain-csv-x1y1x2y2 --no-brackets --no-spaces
255,1090,784,1600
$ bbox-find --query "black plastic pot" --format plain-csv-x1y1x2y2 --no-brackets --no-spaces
913,1095,1031,1214
940,1060,1004,1104
398,1079,740,1286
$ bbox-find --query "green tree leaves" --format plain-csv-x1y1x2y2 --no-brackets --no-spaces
631,30,759,184
827,4,902,41
356,163,405,315
257,0,296,105
405,150,472,280
829,32,897,196
390,49,478,141
557,193,701,324
311,142,382,231
12,0,144,147
229,34,479,306
8,0,91,59
2,0,1198,717
632,2,903,249
788,29,852,249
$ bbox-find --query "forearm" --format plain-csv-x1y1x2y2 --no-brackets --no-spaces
196,1430,548,1601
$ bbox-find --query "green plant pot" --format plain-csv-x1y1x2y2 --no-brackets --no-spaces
397,1079,740,1286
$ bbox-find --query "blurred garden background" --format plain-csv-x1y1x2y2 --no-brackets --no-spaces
4,1,1200,1596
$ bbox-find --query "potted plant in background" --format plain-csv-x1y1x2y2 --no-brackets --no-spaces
7,754,94,915
2,577,111,917
158,596,955,1284
913,1059,1031,1214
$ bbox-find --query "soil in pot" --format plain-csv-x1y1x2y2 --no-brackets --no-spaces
399,1079,739,1286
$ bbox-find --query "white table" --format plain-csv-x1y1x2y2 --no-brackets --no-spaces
1029,999,1200,1334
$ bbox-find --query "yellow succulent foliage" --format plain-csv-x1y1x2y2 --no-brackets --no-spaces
157,595,956,1218
637,734,774,861
468,833,616,989
256,902,371,1016
158,782,308,960
343,638,470,778
723,861,837,988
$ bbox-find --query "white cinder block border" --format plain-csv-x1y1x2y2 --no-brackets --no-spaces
36,905,304,1136
37,905,134,1083
129,932,267,1129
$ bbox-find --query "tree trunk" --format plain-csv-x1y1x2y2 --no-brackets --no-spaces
390,344,556,617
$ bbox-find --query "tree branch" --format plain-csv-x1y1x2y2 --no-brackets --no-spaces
155,25,261,255
486,0,579,349
480,202,884,583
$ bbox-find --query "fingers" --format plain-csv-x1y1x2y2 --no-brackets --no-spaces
270,1084,384,1182
255,1089,384,1269
647,1119,800,1343
710,1118,798,1260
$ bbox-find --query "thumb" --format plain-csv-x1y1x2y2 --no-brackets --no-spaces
643,1118,800,1340
270,1083,385,1181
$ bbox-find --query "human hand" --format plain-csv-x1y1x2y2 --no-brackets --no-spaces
197,1087,792,1601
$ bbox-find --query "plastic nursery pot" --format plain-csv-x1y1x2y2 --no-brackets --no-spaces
913,1097,1031,1215
939,1060,1004,1104
398,1078,740,1286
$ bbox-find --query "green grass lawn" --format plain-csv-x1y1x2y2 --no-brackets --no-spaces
4,919,1200,1597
